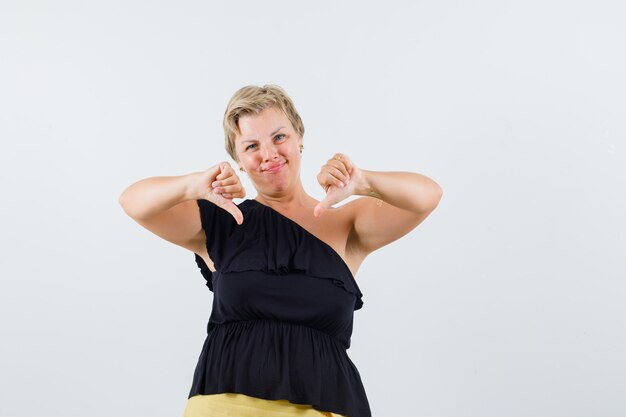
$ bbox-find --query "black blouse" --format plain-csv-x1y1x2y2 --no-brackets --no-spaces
189,198,371,417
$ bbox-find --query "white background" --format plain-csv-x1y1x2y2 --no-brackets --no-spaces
1,1,625,416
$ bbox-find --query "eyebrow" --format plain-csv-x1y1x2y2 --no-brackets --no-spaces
242,126,286,143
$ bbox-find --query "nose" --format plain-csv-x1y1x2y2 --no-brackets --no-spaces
259,140,279,161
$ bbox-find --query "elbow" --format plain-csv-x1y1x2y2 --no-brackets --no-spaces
118,193,131,217
413,187,442,215
430,186,443,210
118,189,154,221
118,189,136,218
118,187,129,208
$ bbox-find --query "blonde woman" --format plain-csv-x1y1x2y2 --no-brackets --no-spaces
119,84,443,417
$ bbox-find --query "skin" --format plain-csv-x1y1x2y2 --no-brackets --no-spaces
205,106,443,276
118,105,442,278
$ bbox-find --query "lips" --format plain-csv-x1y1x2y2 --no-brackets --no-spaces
263,162,286,173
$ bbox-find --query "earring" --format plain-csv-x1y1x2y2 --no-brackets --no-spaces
300,144,304,154
239,167,245,172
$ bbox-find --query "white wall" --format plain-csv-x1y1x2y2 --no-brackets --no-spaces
1,1,624,416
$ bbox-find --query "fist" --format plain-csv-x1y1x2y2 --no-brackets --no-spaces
199,162,246,224
210,162,246,200
316,152,354,191
314,153,360,217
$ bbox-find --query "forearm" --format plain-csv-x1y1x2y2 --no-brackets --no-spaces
354,170,443,213
118,172,200,220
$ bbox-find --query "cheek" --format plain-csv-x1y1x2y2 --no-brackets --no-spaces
283,143,299,156
239,152,255,162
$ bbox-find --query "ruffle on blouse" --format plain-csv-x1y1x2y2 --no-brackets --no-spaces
194,253,214,292
194,199,364,311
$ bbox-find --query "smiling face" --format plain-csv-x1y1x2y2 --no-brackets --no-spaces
235,106,303,196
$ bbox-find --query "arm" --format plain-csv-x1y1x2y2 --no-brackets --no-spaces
349,169,443,255
118,173,204,253
118,163,245,253
314,154,442,256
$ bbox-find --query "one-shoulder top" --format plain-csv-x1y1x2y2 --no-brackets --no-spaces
189,198,371,417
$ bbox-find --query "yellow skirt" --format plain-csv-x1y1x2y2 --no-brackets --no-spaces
182,392,347,417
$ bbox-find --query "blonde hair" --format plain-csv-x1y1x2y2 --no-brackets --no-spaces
223,84,305,161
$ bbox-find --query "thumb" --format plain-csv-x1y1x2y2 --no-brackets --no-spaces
314,193,334,218
219,199,244,225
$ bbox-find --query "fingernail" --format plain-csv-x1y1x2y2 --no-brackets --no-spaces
338,182,344,188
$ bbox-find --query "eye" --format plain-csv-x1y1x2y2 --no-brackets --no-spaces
274,134,286,141
245,143,257,151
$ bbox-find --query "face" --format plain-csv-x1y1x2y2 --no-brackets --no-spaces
235,106,303,195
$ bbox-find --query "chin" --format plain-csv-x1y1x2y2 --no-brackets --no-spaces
267,176,291,193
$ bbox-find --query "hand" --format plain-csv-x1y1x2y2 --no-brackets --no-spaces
198,162,246,224
314,153,361,217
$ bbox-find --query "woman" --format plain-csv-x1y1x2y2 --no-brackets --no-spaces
119,84,443,417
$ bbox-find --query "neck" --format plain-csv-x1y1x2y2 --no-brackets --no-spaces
254,182,315,211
